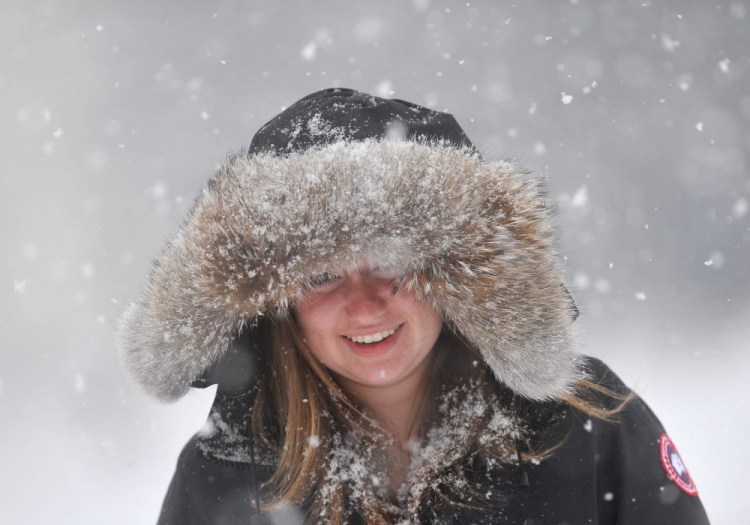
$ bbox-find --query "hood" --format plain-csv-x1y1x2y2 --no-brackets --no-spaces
116,89,582,402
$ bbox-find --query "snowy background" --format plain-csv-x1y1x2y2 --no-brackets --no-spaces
2,1,748,523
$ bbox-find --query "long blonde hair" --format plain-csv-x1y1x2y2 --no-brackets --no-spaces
251,316,631,524
253,315,403,522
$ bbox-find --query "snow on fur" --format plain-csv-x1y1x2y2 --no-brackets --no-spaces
117,140,581,401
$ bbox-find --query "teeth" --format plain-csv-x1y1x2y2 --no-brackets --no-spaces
347,328,397,344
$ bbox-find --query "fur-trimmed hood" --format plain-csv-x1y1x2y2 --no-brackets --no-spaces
117,137,581,402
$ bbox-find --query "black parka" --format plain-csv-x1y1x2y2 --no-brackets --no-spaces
157,355,710,525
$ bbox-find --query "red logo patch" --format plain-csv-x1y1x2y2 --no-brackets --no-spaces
659,433,698,496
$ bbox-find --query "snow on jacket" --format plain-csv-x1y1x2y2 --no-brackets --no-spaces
116,88,710,524
157,352,709,524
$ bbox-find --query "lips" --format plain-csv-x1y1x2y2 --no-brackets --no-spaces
341,324,403,357
345,327,398,344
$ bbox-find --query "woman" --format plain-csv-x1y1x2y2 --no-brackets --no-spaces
117,88,710,524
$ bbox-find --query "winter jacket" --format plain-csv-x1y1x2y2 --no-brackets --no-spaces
157,349,709,525
116,89,710,524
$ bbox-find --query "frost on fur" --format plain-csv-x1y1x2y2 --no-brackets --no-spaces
116,140,579,401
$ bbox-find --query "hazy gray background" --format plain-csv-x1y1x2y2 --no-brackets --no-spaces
2,1,748,523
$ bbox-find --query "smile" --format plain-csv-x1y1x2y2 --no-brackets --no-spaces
344,326,400,344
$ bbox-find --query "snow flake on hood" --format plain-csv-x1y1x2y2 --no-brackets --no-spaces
117,140,581,403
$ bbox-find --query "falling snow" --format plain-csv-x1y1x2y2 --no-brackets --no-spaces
571,185,589,208
660,34,681,52
13,280,27,294
733,198,748,218
3,2,743,523
705,251,724,269
301,42,317,60
74,373,87,393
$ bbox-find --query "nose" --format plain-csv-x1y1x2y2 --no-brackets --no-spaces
343,273,390,321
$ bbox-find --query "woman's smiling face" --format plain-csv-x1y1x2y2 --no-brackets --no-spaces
295,267,443,397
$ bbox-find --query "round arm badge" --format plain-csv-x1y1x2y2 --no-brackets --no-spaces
659,433,698,496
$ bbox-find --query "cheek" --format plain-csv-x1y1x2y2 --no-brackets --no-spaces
295,298,337,349
295,312,327,364
405,297,443,334
295,296,323,331
423,317,443,351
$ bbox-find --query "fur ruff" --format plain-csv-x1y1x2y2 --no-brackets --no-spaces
117,140,582,401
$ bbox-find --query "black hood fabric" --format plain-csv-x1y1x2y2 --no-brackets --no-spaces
116,88,583,403
248,87,474,156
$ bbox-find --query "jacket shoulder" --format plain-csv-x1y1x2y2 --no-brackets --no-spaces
580,355,630,394
565,356,711,524
157,435,262,525
158,432,308,524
